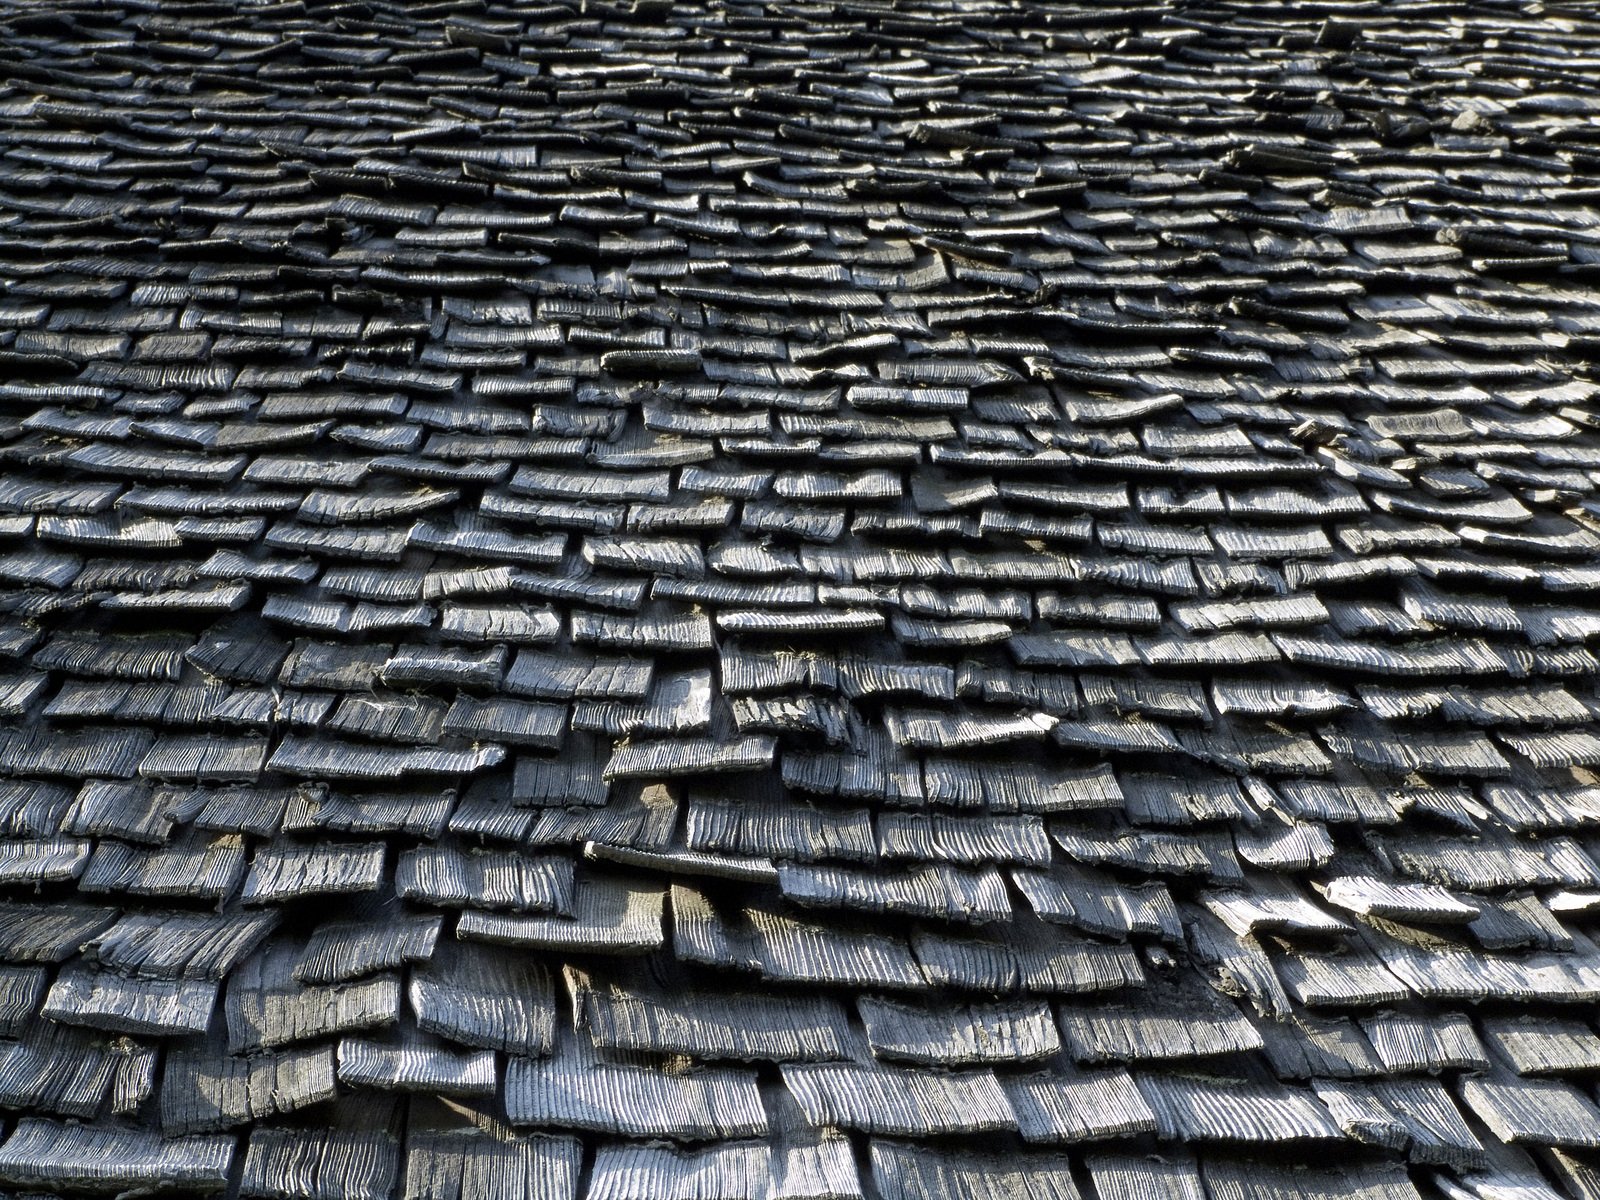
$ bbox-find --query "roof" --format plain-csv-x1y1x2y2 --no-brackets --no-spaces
1,0,1600,1197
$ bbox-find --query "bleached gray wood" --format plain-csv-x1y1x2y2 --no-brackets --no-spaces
780,1060,1014,1135
687,790,874,863
1255,1015,1383,1080
1085,1154,1204,1200
79,830,246,901
227,943,400,1051
1271,942,1410,1008
858,994,1059,1065
1200,877,1351,938
1457,1072,1600,1148
673,885,925,989
570,966,853,1062
85,908,279,980
0,1118,233,1192
911,921,1145,994
1313,1077,1484,1167
43,963,218,1037
875,810,1052,865
337,1034,497,1096
1135,1073,1344,1143
1201,1157,1423,1200
409,939,557,1056
870,1140,1080,1200
778,861,1011,924
296,909,442,984
1317,875,1481,924
241,841,387,903
1057,989,1264,1064
1004,1066,1159,1143
0,1023,152,1118
588,1140,775,1200
506,1036,767,1139
402,1129,581,1200
161,1039,337,1133
396,844,574,912
241,1125,401,1200
1359,1010,1489,1073
457,874,664,953
1480,1016,1600,1075
1013,862,1183,941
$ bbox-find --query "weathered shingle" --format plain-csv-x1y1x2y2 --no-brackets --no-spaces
0,1119,233,1193
403,1130,581,1200
507,1037,767,1140
409,939,557,1057
570,967,853,1062
781,1060,1014,1136
5,3,1600,1194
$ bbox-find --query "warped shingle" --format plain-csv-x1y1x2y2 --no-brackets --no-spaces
572,608,715,651
876,810,1052,865
781,1061,1014,1136
0,901,117,962
227,945,400,1052
1311,1078,1483,1168
1457,1073,1600,1149
1200,1158,1423,1200
396,845,573,913
858,994,1059,1066
1005,1066,1159,1143
409,939,557,1056
506,651,653,701
911,921,1144,995
80,832,246,901
570,966,853,1062
1359,1011,1488,1074
507,1037,767,1139
1135,1074,1344,1143
605,735,775,779
687,789,875,863
337,1034,496,1096
674,886,925,989
296,909,442,985
1256,1015,1383,1081
161,1040,337,1134
1271,941,1411,1009
0,728,153,779
43,964,217,1037
0,1119,233,1193
240,1123,401,1200
1058,989,1263,1065
457,874,665,954
871,1141,1078,1200
242,842,387,904
1013,862,1183,940
1316,875,1481,924
587,1137,859,1200
85,909,279,980
1086,1154,1203,1200
443,695,566,748
282,788,454,840
268,736,505,780
0,837,91,887
0,1023,154,1119
403,1130,581,1200
778,861,1011,925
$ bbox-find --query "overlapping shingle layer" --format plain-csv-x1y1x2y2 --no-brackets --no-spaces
4,0,1600,1196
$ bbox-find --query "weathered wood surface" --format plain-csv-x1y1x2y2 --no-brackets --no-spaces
0,0,1599,1197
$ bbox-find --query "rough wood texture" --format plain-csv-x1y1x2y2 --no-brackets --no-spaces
2,0,1600,1196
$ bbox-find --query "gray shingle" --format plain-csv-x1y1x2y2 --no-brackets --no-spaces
507,1037,767,1140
